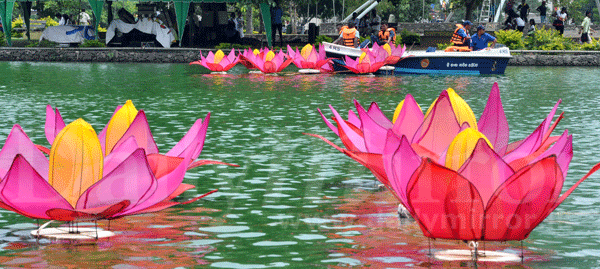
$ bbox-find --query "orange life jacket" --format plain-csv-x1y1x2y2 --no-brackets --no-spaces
342,28,357,47
339,25,348,35
378,28,397,43
444,46,472,52
450,24,469,46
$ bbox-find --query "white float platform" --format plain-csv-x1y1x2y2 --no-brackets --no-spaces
434,249,521,262
31,227,116,240
298,69,321,74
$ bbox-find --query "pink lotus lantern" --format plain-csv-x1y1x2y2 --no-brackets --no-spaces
287,44,333,72
239,48,293,73
190,49,239,72
239,48,262,69
309,83,600,243
343,51,387,74
371,43,407,65
0,100,237,224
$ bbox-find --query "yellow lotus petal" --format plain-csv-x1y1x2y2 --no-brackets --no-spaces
445,128,493,171
49,119,103,207
300,44,313,60
392,99,422,123
358,52,367,64
382,43,392,56
424,88,478,130
214,49,225,64
265,51,276,62
105,100,138,155
253,49,260,55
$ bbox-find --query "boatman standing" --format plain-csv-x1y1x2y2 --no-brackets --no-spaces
334,22,359,47
470,25,497,50
450,20,472,47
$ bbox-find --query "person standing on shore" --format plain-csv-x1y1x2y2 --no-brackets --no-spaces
554,7,567,35
270,2,283,47
518,0,530,21
579,11,593,43
536,1,547,23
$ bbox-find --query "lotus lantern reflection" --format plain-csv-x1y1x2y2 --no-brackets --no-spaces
190,49,239,72
0,100,236,222
287,44,333,72
310,82,600,241
239,48,293,73
344,51,387,74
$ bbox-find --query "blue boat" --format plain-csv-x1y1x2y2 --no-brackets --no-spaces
323,42,511,75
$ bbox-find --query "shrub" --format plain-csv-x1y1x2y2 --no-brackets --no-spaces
0,33,6,47
494,30,524,49
12,16,24,28
437,42,453,50
524,26,575,50
314,35,332,45
80,39,106,47
98,26,107,33
42,16,59,27
214,42,251,50
397,29,420,46
11,29,22,38
578,37,600,51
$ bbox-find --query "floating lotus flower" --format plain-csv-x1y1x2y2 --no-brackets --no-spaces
239,48,262,69
190,49,239,72
371,42,407,65
239,48,293,73
344,51,387,74
309,83,600,242
0,100,237,222
287,44,333,72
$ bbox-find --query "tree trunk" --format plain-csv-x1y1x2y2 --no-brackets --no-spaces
246,6,253,35
464,0,477,21
292,5,298,34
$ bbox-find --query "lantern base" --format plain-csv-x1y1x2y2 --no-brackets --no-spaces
31,227,115,240
433,249,521,262
210,71,228,74
299,69,321,74
248,70,263,74
379,66,395,71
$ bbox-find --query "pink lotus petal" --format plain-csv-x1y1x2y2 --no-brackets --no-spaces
329,105,367,152
77,148,157,212
478,82,509,155
484,156,562,241
318,108,339,136
356,100,388,154
167,113,210,160
365,102,393,129
112,110,159,155
103,136,139,176
531,130,572,178
383,131,422,208
0,125,49,180
458,139,514,205
413,91,461,155
0,155,72,219
45,105,66,145
392,94,424,140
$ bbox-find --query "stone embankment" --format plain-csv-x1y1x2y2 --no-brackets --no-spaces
2,47,600,66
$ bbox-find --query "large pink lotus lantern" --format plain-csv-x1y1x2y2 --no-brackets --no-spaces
371,42,406,65
0,100,237,227
287,44,332,72
343,51,387,74
239,48,262,69
190,49,239,72
239,48,293,73
309,82,600,244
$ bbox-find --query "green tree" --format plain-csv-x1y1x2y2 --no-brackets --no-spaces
451,0,483,21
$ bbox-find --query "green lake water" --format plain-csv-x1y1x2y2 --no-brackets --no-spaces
0,62,599,268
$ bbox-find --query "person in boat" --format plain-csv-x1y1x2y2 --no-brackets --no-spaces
450,20,472,47
334,22,359,48
370,22,396,46
470,25,497,51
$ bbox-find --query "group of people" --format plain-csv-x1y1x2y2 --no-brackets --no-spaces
226,12,244,44
333,19,396,48
347,11,382,37
55,9,91,26
451,20,497,51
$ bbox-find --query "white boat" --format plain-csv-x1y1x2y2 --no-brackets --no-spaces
322,42,512,75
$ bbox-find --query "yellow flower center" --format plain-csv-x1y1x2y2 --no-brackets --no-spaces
214,50,225,64
49,119,103,207
253,49,260,55
300,44,313,60
382,43,392,56
358,52,367,64
445,128,493,171
265,51,276,62
105,100,138,155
